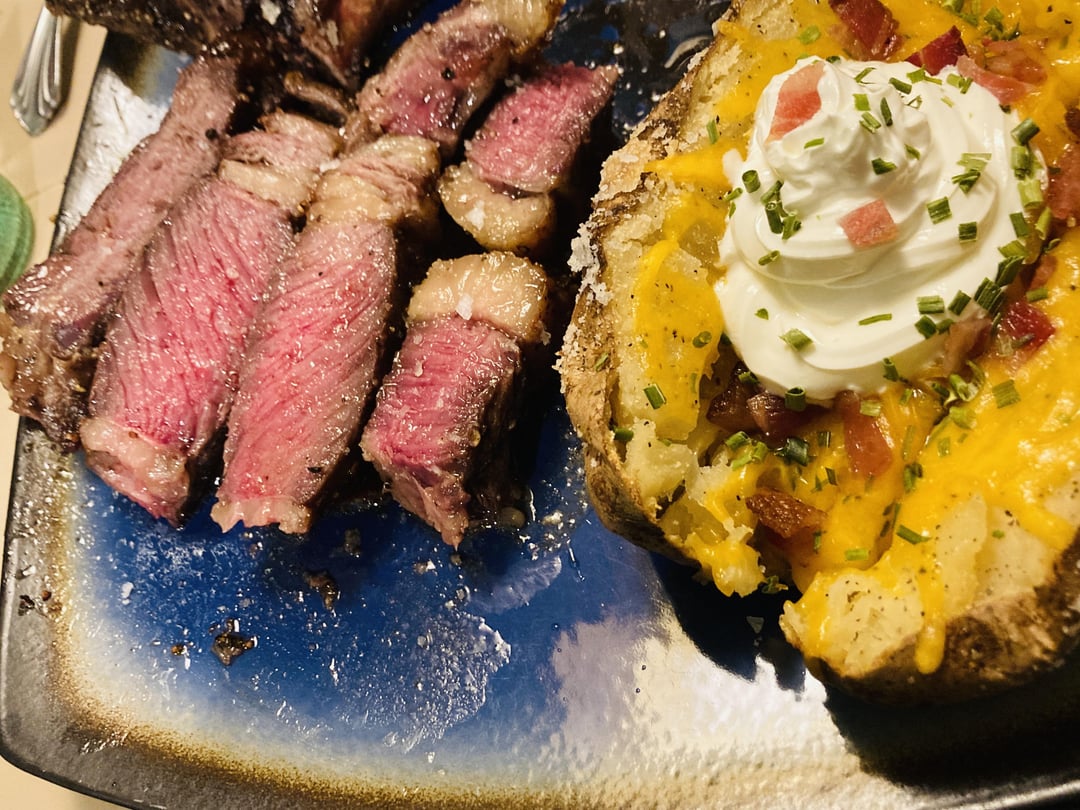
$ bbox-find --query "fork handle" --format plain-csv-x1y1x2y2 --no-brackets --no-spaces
9,6,63,136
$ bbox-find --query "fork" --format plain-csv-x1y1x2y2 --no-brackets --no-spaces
9,5,64,136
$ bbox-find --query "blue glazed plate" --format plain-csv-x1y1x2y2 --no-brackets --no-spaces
4,3,1080,808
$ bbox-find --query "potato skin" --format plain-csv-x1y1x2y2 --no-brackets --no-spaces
560,0,1080,703
559,34,709,565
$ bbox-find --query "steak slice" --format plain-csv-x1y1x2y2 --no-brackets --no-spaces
0,55,240,449
439,61,617,254
45,0,422,88
81,112,341,524
360,252,549,547
349,0,566,156
212,135,441,534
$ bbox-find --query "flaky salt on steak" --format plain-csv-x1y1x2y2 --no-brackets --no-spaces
0,55,240,450
360,252,548,547
212,135,441,534
81,111,341,524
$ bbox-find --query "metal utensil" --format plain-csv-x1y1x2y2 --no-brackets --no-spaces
9,6,65,136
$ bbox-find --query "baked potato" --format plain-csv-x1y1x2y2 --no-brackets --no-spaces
560,0,1080,702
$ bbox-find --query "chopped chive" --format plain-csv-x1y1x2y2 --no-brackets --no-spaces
907,67,941,85
765,201,784,234
855,66,875,84
761,180,783,203
781,328,813,351
825,467,838,486
1012,117,1039,145
725,430,750,450
998,238,1026,260
755,308,769,319
859,312,893,325
996,255,1023,286
958,221,978,242
817,429,832,448
948,290,972,314
594,352,610,370
897,525,929,544
993,379,1021,408
804,137,825,149
781,436,811,465
1026,286,1049,302
613,426,634,442
883,357,901,381
941,0,964,12
1009,211,1030,237
692,330,712,348
947,73,973,93
903,462,923,492
1036,206,1052,239
871,157,896,174
949,405,976,429
936,317,955,334
813,531,824,551
737,368,758,385
1011,145,1033,178
880,98,893,126
1019,176,1043,208
706,118,719,144
742,170,761,193
917,295,946,314
915,315,939,338
890,77,913,94
949,373,979,401
644,384,666,409
974,278,1005,315
860,399,883,417
722,186,744,202
906,94,924,109
927,197,952,223
984,6,1004,28
799,24,822,44
905,143,921,160
845,547,870,561
782,215,802,240
952,169,982,193
854,92,871,111
759,250,781,266
860,112,882,132
785,387,807,412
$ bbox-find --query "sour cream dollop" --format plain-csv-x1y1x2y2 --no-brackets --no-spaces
717,57,1039,401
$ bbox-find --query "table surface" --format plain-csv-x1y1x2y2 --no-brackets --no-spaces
0,2,114,807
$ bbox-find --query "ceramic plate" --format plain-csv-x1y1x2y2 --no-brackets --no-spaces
4,2,1080,808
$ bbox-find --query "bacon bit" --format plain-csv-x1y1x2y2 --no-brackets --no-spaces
747,391,819,442
838,199,898,248
747,487,827,541
983,39,1047,86
828,0,903,60
835,390,892,478
940,312,992,376
1029,254,1058,291
1047,144,1080,224
905,27,967,74
1067,107,1080,140
706,367,759,434
956,55,1034,105
769,61,825,140
997,298,1056,362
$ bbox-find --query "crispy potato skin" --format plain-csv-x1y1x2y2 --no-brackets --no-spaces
560,0,1080,702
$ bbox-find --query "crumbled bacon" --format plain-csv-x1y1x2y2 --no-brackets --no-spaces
940,312,992,376
828,0,903,60
838,199,898,248
769,60,824,140
747,487,827,541
983,39,1047,86
706,367,759,434
1029,253,1058,291
996,298,1056,363
835,390,892,478
905,27,967,74
953,39,1046,105
1048,144,1080,224
747,392,818,442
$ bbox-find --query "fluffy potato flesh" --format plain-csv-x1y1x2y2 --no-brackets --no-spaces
562,0,1080,700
